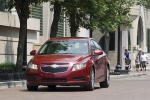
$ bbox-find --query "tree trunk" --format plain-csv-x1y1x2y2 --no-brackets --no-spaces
70,11,77,37
104,32,110,55
50,1,62,38
15,1,28,72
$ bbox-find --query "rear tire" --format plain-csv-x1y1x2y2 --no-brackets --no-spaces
100,67,110,88
27,85,38,91
84,68,95,91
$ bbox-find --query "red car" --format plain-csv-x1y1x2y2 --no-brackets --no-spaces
26,37,110,91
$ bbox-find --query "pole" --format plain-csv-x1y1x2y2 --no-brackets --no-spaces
115,26,122,70
117,26,121,65
115,0,122,71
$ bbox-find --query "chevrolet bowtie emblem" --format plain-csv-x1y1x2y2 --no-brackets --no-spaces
50,64,59,68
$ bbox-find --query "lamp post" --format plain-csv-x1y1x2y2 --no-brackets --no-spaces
115,1,122,71
115,26,122,70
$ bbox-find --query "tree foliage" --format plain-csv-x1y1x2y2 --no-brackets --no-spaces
58,0,134,36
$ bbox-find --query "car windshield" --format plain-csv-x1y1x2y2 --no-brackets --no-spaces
38,40,89,55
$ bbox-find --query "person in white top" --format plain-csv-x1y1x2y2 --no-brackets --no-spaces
140,52,148,71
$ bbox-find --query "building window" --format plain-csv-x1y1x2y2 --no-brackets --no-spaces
147,29,150,53
57,12,66,37
99,32,115,51
31,6,43,36
109,32,115,51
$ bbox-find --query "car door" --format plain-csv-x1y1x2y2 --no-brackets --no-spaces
90,40,105,82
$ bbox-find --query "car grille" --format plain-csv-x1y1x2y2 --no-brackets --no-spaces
41,63,69,73
42,78,67,82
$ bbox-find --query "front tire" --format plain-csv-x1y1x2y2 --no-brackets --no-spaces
27,85,38,91
84,68,95,91
100,67,110,88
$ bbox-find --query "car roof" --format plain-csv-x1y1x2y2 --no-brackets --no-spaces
47,37,91,41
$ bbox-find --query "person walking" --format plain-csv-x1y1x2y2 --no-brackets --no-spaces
136,48,142,71
124,49,131,70
135,57,140,71
140,52,148,71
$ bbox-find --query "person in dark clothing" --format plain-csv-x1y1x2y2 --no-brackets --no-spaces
124,49,130,59
136,48,142,71
124,49,131,70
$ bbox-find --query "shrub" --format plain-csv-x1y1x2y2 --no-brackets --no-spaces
0,62,16,73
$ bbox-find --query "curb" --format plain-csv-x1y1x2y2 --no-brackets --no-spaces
110,73,147,79
0,80,26,89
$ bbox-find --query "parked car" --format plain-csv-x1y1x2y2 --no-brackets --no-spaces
26,37,110,91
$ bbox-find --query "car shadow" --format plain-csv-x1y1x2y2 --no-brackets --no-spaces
20,86,101,92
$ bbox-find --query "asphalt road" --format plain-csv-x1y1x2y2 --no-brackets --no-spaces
0,74,150,100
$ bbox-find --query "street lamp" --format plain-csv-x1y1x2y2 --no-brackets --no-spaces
115,1,122,72
115,26,122,70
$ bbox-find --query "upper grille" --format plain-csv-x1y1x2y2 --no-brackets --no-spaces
41,63,69,73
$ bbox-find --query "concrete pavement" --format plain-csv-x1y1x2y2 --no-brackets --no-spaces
110,70,149,79
0,70,150,89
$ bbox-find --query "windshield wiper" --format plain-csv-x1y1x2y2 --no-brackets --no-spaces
38,53,47,55
57,53,74,54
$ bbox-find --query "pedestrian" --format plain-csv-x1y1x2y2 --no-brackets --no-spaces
136,48,142,71
140,52,148,71
124,49,130,59
135,57,140,71
124,49,131,70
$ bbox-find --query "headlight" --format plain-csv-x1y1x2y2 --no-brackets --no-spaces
27,62,38,70
72,62,86,71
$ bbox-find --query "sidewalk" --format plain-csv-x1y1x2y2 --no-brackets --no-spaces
110,69,150,79
0,70,150,89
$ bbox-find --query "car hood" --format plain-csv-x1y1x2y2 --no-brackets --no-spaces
32,54,89,64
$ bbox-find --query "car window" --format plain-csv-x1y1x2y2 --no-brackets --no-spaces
38,40,89,55
90,40,97,54
90,40,95,49
92,40,102,50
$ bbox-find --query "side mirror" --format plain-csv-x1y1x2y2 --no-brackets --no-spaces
30,50,36,55
94,50,103,55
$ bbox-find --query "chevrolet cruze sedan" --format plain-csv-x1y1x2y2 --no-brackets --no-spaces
26,37,110,91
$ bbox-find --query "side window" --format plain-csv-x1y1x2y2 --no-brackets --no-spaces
90,40,96,54
90,40,96,49
93,40,102,50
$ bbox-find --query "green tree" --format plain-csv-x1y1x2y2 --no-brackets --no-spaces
6,0,49,72
141,0,150,9
97,0,133,55
62,0,134,54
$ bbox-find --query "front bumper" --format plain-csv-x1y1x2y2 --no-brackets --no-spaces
26,68,90,86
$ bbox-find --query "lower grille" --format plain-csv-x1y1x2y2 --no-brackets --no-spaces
73,77,86,81
42,78,67,82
